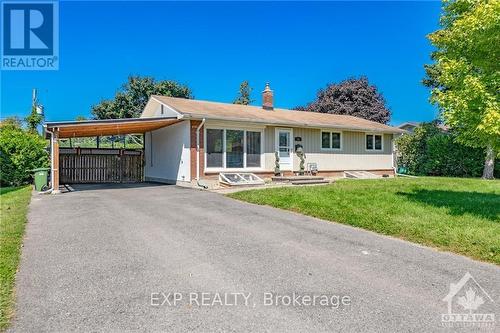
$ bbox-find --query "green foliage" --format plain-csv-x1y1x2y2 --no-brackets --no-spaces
58,135,143,149
233,80,253,105
1,117,23,128
396,122,442,175
425,0,500,178
75,115,87,121
0,122,49,186
425,134,484,177
91,76,193,119
25,106,43,132
395,122,487,177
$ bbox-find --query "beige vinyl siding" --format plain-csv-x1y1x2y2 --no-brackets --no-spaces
264,126,393,171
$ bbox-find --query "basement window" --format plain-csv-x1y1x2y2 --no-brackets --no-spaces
219,173,265,186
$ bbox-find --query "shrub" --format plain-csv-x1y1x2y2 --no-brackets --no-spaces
425,134,484,177
395,122,490,178
0,122,49,186
395,122,442,175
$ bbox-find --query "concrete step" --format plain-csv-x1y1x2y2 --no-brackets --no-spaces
272,176,325,182
291,179,330,185
344,171,379,179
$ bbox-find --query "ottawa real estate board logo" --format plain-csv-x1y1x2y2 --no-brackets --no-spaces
1,0,59,70
441,272,496,329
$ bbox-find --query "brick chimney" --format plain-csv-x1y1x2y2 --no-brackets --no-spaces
262,83,274,110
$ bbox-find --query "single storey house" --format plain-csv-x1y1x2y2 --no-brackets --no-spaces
397,122,421,134
140,84,404,184
44,84,404,190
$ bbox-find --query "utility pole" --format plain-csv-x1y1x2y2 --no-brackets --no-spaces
33,88,44,118
32,88,36,109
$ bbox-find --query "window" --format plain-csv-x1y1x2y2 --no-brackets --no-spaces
374,135,382,150
226,130,244,168
205,128,262,169
206,129,223,167
321,131,341,150
366,135,374,150
366,134,383,151
246,131,261,167
321,132,330,149
332,133,341,149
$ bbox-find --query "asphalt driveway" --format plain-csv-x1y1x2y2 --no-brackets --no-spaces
10,184,500,332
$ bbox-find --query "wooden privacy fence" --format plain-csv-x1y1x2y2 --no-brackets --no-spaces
59,148,144,183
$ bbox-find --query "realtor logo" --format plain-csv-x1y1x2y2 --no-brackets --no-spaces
441,272,496,329
1,0,59,70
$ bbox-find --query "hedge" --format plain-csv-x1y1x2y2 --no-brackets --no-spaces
395,122,498,178
0,122,49,186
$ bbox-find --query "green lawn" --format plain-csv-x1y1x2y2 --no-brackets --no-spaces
228,177,500,265
0,186,32,331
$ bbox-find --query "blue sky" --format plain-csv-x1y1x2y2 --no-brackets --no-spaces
1,1,442,125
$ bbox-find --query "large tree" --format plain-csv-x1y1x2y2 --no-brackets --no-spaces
91,76,193,119
233,80,253,105
425,0,500,179
295,77,391,124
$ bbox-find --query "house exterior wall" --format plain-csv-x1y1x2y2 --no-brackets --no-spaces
152,121,395,181
263,126,394,172
144,121,191,183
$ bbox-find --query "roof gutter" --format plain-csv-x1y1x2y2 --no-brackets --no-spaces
44,116,179,127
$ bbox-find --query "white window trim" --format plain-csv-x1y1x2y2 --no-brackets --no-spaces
320,130,343,151
365,133,384,151
204,126,265,172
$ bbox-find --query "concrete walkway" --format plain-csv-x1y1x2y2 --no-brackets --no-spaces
10,184,499,332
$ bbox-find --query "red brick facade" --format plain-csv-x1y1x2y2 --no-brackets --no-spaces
190,120,205,180
202,169,395,180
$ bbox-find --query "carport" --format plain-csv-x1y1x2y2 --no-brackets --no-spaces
44,117,180,193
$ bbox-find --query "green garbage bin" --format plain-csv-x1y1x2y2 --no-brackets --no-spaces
32,168,50,191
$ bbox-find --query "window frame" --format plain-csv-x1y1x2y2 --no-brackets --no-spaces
365,133,384,151
205,128,224,168
320,130,343,151
204,126,264,172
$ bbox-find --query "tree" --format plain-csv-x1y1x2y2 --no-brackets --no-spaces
91,76,193,119
295,77,391,124
233,80,253,105
425,0,500,179
75,115,87,121
25,105,43,132
1,116,23,128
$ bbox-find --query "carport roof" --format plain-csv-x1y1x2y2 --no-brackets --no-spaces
44,117,180,138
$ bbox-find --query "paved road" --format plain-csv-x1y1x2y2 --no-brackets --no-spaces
10,184,499,332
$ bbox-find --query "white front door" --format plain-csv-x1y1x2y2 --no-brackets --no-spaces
275,128,293,170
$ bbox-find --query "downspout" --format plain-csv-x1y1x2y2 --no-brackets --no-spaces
196,118,208,188
392,134,397,176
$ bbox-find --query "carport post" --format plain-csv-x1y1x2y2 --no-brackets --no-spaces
52,129,61,194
